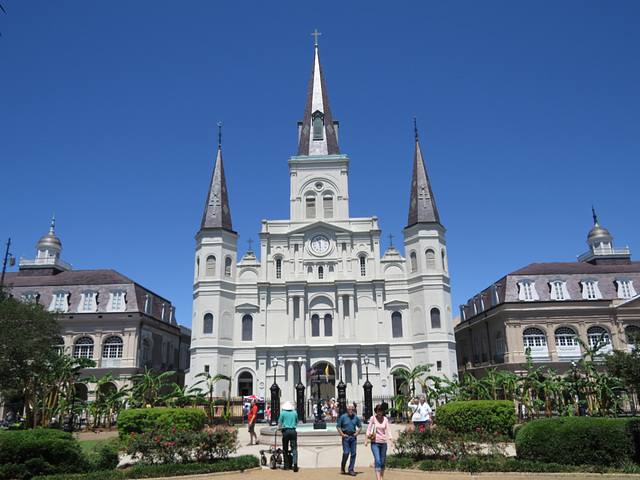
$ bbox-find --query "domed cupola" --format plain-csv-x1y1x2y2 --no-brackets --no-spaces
36,215,62,260
19,215,72,275
578,208,630,265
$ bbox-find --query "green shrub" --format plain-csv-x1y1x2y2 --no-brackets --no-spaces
434,400,516,436
117,408,206,439
32,455,260,480
515,417,636,467
86,439,120,471
0,429,88,479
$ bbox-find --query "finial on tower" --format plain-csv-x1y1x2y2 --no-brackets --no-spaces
311,28,322,46
50,213,56,233
592,205,598,225
217,122,222,149
414,116,419,141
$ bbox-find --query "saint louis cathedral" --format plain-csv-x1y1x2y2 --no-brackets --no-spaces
185,43,458,402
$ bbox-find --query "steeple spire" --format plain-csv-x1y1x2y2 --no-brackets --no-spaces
297,43,340,156
201,129,234,232
407,126,441,227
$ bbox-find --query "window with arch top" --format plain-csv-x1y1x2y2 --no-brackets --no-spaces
323,195,333,218
102,336,123,358
318,266,324,279
391,311,403,338
276,258,282,279
359,256,366,276
426,249,436,270
311,314,320,337
430,308,441,329
306,196,316,219
203,313,213,334
206,255,216,276
73,336,94,359
324,314,333,336
242,314,253,341
410,252,417,272
224,257,232,277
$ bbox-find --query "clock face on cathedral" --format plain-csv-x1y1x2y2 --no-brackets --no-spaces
310,235,330,254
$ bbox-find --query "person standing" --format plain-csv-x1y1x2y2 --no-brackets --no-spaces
409,396,433,428
364,404,395,480
336,404,362,475
278,401,299,472
247,400,259,445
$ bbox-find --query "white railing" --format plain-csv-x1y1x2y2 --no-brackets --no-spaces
19,257,73,270
578,246,630,262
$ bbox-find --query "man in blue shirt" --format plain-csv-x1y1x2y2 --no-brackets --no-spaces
278,401,299,472
336,404,362,475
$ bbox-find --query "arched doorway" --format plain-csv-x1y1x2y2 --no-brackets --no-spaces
99,382,117,398
237,372,253,397
73,383,89,402
309,362,336,400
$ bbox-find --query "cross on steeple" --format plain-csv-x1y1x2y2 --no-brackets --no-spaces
419,186,430,206
388,233,394,247
414,116,419,141
311,29,322,46
247,238,254,252
209,193,220,211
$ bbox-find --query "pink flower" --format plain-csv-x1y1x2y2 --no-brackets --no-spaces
476,427,480,430
452,456,456,460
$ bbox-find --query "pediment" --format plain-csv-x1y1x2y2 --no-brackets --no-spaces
289,221,352,236
235,302,259,312
384,300,409,310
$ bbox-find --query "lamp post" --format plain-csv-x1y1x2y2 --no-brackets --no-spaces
313,369,326,429
1,238,15,287
363,355,373,423
270,357,280,426
337,355,347,417
295,356,306,423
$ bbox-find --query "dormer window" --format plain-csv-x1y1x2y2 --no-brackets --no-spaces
517,280,539,301
312,110,324,140
107,290,126,312
617,278,637,299
50,291,69,312
79,290,98,312
549,280,570,301
22,291,39,303
580,280,602,300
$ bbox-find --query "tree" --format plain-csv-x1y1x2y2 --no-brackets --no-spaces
0,290,62,427
128,367,176,408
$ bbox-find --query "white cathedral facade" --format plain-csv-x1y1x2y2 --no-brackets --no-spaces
186,45,458,403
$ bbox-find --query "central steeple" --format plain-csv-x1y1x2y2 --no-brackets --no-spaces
297,45,340,156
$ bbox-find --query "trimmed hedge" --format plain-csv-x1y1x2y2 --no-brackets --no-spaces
0,429,88,480
515,417,636,467
434,400,516,436
117,408,206,439
32,455,260,480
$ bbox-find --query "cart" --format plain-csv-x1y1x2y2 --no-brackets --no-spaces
259,428,292,469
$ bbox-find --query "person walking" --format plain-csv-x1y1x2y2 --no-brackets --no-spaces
247,400,259,445
409,396,432,428
336,404,362,475
364,403,395,480
278,401,299,472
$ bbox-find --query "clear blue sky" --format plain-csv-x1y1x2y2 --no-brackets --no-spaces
1,1,639,328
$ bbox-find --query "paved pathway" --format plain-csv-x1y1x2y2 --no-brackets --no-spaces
75,424,637,480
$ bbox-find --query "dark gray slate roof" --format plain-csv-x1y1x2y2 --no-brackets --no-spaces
407,139,441,227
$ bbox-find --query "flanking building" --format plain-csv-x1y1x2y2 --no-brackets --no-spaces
3,219,191,401
455,212,640,378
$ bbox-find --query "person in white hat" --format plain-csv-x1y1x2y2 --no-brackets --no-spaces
278,401,299,472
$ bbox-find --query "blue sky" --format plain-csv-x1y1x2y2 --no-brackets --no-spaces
1,1,639,328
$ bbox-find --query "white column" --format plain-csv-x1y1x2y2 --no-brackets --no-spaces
349,294,355,338
288,295,295,341
298,296,305,341
337,294,345,339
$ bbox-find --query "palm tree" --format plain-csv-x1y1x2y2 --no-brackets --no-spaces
128,367,176,408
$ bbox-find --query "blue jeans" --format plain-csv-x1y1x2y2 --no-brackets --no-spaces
370,442,388,471
341,435,357,472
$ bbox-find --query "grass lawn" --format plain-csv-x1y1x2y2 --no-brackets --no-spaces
79,437,118,454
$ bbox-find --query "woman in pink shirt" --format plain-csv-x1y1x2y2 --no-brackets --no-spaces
364,403,395,480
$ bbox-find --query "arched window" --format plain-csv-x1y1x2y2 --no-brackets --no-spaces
306,196,316,219
430,308,441,329
203,313,213,334
311,314,320,337
276,259,282,279
391,311,403,338
312,111,324,140
225,257,232,277
522,327,549,359
323,195,333,218
206,255,216,276
318,266,324,279
359,256,366,276
441,250,447,272
410,252,417,272
587,326,611,355
426,249,436,270
102,336,123,358
625,325,640,352
242,314,253,341
555,326,581,359
324,314,333,336
73,337,94,359
196,257,200,277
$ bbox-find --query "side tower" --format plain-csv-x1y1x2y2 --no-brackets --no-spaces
188,142,239,389
402,132,457,377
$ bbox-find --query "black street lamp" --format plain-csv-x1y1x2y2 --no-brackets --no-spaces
295,356,306,423
337,355,347,417
363,355,373,422
270,357,280,426
313,369,326,429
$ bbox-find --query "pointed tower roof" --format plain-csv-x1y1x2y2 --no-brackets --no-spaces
297,45,340,156
200,146,234,232
407,137,441,227
587,207,612,243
